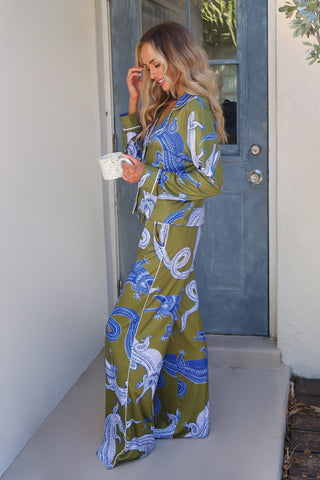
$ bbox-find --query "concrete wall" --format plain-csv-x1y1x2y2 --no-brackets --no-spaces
276,1,320,377
0,0,113,474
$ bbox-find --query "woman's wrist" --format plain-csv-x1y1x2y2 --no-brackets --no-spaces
129,97,139,114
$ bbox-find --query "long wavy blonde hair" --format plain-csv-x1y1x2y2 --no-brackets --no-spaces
136,22,227,144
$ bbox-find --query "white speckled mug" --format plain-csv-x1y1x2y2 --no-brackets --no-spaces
98,152,133,180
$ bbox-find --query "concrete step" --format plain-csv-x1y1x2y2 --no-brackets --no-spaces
207,334,282,368
1,345,291,480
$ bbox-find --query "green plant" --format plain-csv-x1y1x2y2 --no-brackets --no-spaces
201,0,237,47
279,0,320,64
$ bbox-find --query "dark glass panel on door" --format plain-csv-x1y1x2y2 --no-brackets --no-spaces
142,0,186,30
213,64,237,144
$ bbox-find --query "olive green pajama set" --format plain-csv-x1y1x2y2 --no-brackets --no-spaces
97,93,223,468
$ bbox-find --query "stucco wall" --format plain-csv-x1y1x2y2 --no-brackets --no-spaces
276,2,320,377
0,0,112,474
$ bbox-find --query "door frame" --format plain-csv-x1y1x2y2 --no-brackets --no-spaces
98,0,278,338
268,0,278,340
96,0,119,316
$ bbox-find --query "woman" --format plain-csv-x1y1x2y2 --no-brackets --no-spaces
97,21,226,469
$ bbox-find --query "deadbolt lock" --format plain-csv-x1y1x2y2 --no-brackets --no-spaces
250,144,262,156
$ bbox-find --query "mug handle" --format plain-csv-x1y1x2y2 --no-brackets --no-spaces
121,157,134,166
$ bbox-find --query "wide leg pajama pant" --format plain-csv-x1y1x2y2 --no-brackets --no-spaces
97,220,209,469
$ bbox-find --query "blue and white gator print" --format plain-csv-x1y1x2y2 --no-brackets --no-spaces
97,403,125,469
119,92,223,227
185,401,210,438
97,93,223,469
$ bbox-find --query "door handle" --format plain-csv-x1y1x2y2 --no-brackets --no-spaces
248,169,263,185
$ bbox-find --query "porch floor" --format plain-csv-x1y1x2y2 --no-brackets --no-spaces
1,336,291,480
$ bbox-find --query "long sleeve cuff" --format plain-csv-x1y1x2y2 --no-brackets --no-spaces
120,113,141,132
139,165,160,195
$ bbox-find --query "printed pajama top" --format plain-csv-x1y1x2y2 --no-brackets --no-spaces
120,92,223,227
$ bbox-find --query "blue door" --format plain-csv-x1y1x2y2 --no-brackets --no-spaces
110,0,269,335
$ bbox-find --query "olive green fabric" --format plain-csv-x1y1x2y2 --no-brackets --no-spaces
121,94,223,226
97,221,209,468
97,93,222,469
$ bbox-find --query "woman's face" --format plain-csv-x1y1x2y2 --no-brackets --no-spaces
140,43,183,96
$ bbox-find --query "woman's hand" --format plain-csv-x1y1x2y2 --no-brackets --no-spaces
122,154,145,184
126,66,144,112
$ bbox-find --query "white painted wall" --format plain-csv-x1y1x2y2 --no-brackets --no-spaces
276,1,320,378
0,0,115,474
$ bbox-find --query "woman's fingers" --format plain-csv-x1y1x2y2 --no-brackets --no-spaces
122,154,140,165
122,157,145,184
126,67,143,85
127,66,143,78
126,66,144,97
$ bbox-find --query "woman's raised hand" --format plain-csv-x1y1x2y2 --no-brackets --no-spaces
126,66,144,112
